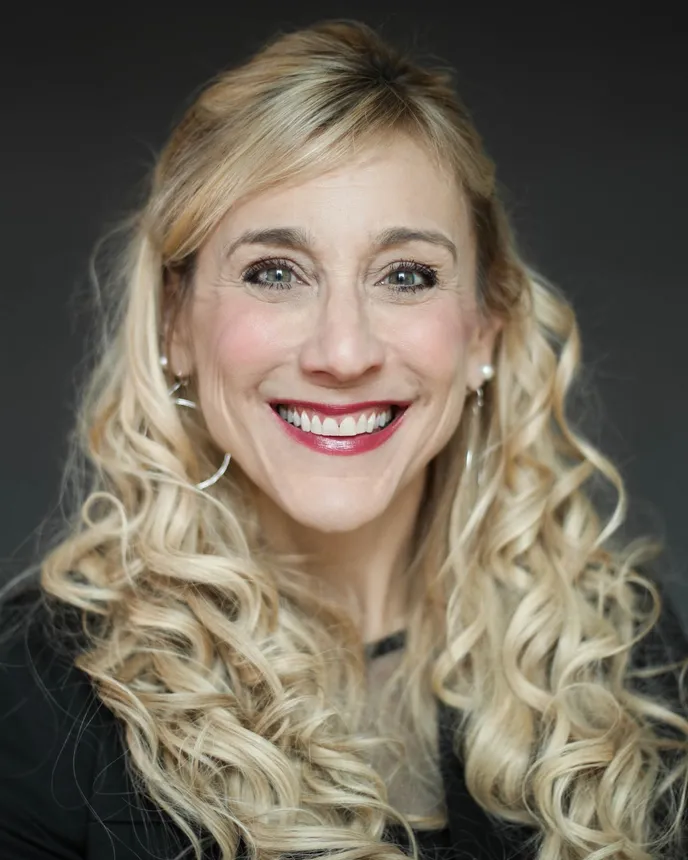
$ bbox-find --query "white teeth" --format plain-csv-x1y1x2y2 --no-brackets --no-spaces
339,416,357,436
322,417,339,436
275,405,398,436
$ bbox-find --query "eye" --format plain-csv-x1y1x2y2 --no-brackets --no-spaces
380,261,438,293
241,258,298,289
261,267,293,285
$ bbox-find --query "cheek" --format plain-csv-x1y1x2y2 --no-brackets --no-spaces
192,296,289,382
393,301,472,383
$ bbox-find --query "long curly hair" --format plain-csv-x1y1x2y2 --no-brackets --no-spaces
29,18,688,860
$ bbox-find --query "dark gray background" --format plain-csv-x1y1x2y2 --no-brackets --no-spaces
2,4,686,621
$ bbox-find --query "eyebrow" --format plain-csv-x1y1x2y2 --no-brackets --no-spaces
222,225,458,263
374,227,458,263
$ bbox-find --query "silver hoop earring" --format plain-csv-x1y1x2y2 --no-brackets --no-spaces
162,359,231,490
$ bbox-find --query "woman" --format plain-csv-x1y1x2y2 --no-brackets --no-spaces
1,19,687,860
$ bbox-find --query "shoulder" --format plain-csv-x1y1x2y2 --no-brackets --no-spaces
0,581,100,720
0,581,102,741
0,582,112,855
0,582,199,859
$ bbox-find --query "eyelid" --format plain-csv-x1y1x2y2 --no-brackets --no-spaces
241,256,308,283
375,259,439,286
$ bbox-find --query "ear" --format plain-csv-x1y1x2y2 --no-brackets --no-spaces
162,268,194,378
466,313,503,391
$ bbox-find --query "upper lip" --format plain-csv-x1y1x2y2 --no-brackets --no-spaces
268,399,412,415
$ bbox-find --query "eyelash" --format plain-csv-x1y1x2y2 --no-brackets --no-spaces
386,260,439,291
240,257,439,293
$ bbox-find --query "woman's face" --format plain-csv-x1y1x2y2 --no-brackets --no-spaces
171,136,500,533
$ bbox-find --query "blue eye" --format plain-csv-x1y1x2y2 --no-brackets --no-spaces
262,267,293,284
383,262,438,293
385,269,425,288
242,259,296,289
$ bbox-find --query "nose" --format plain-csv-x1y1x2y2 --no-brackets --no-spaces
298,282,385,383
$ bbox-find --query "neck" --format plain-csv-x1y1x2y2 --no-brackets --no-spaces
252,470,427,643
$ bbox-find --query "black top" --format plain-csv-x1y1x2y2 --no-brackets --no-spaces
365,627,407,660
1,580,687,860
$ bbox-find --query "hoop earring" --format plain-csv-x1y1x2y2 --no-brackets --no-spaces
464,363,494,481
163,362,231,490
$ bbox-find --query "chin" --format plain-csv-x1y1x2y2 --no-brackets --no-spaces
238,465,399,535
280,496,387,534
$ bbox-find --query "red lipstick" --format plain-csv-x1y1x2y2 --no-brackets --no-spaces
269,399,410,416
268,402,409,456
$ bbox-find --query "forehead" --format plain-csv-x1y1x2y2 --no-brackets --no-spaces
211,136,473,253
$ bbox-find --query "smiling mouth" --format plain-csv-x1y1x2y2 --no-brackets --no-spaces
270,403,406,437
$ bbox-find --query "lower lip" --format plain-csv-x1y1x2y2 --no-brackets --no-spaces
269,406,408,456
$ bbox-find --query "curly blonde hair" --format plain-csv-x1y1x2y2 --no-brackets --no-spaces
32,18,688,860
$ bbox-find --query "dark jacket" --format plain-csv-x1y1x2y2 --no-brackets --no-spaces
1,582,686,860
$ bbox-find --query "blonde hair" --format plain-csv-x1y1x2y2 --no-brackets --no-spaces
32,19,688,860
